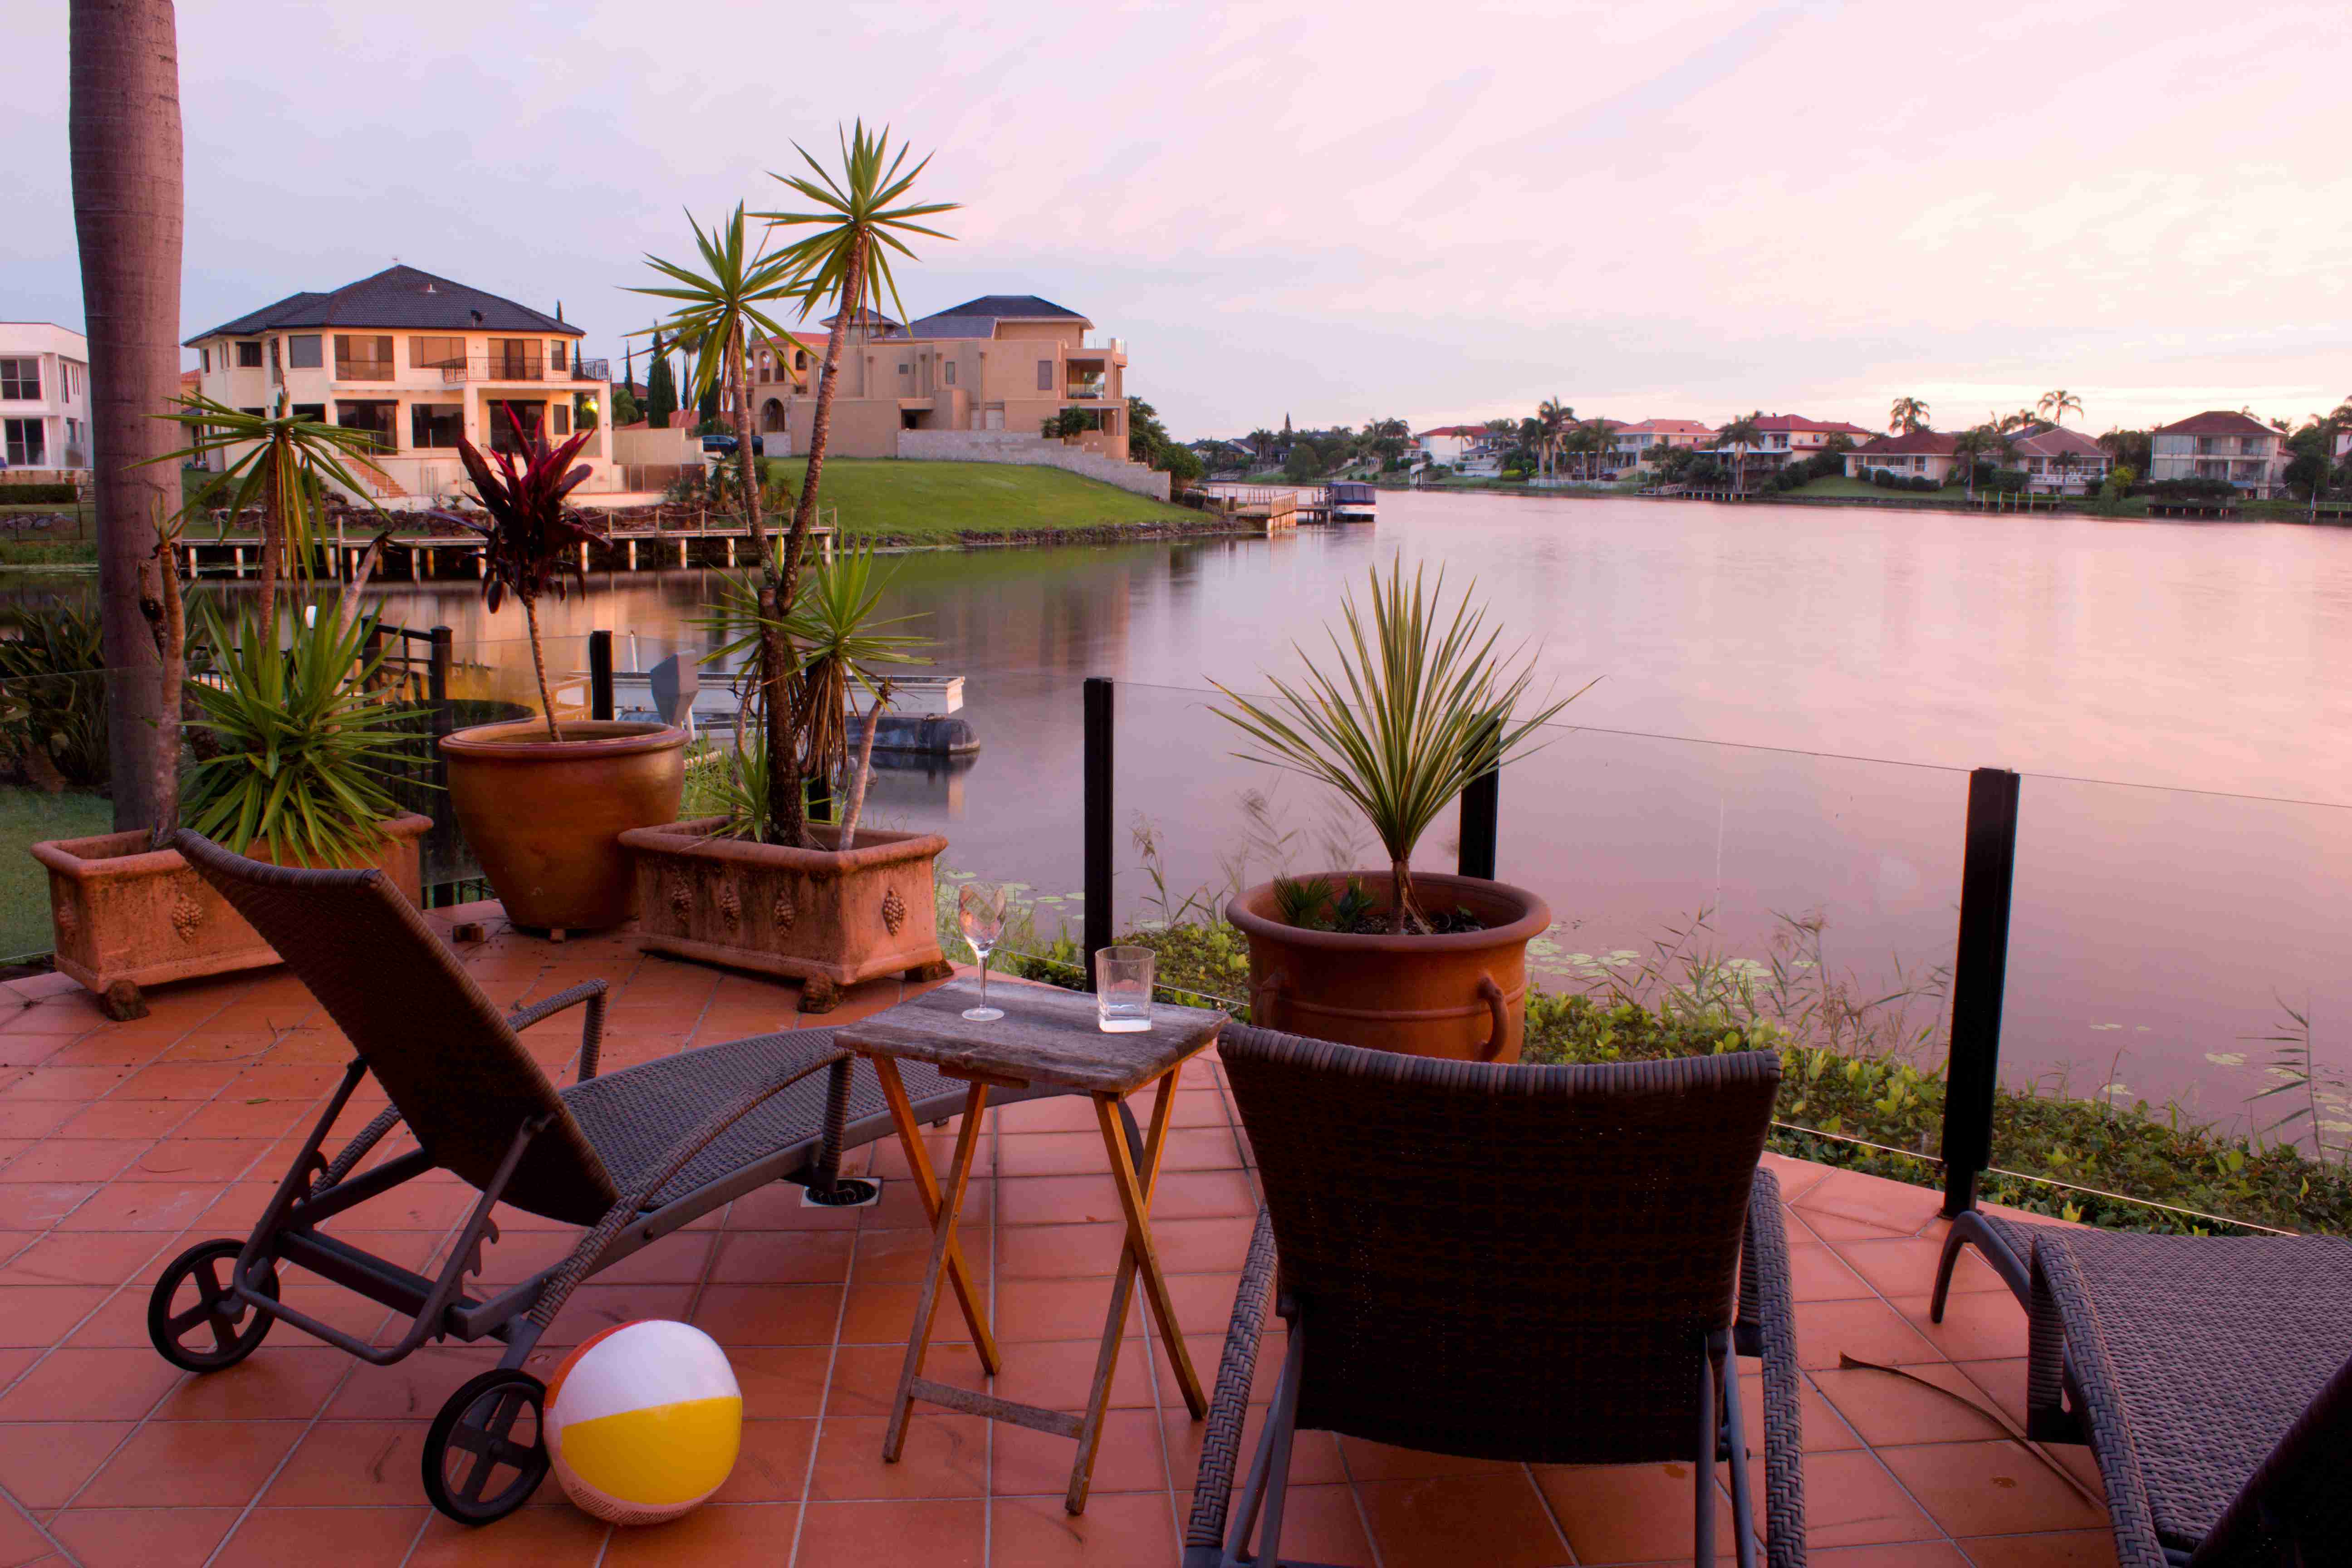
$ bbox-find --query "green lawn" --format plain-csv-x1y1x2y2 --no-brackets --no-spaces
764,460,1197,543
0,789,112,959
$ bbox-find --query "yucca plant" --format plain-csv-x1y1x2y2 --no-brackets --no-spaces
699,544,932,844
423,409,607,740
149,392,393,635
180,598,424,866
1209,560,1588,933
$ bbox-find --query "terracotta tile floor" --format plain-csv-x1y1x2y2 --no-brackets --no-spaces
0,905,2118,1567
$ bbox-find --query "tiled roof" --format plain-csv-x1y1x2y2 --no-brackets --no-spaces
186,265,576,344
1752,414,1871,434
2009,426,2105,458
2152,410,2276,437
908,295,1092,338
1417,425,1490,438
1614,418,1714,435
1855,431,1960,456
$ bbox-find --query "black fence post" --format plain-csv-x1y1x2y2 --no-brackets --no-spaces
1458,719,1500,881
428,626,452,709
588,630,614,721
1941,767,2022,1217
1083,677,1114,990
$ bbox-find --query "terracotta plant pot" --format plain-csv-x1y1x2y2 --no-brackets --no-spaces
439,719,688,932
1226,870,1552,1062
32,813,432,1019
616,817,952,1012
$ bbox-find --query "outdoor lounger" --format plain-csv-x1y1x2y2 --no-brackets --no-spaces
146,830,1091,1525
1185,1024,1806,1568
1936,1213,2352,1565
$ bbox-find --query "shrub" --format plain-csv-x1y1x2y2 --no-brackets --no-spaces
2147,477,2238,503
1908,474,1937,492
0,483,84,505
0,603,108,789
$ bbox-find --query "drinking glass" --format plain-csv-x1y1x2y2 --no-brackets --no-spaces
1094,946,1155,1033
958,883,1008,1022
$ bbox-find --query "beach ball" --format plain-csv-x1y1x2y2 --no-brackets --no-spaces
544,1320,742,1525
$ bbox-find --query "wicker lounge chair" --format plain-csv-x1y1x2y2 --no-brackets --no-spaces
148,830,1081,1525
1936,1212,2352,1565
1185,1025,1804,1568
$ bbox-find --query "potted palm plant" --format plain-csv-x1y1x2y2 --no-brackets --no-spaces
429,412,687,934
1212,560,1584,1061
620,546,951,1009
34,598,432,1019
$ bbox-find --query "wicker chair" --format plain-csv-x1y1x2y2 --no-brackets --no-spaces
1186,1024,1804,1568
1937,1213,2352,1566
149,830,1074,1526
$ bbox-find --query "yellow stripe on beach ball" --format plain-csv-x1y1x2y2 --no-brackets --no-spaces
545,1320,743,1526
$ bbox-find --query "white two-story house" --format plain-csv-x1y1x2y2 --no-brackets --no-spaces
2149,411,2287,498
185,266,618,507
0,323,92,481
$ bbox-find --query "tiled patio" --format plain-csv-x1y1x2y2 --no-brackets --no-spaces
0,906,2117,1568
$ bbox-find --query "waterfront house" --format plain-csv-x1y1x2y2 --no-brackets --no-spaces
2150,410,2288,497
1695,412,1870,479
1415,424,1490,467
184,265,619,507
1847,429,1961,485
1607,417,1714,473
2007,424,2111,494
746,328,826,446
0,321,91,481
784,294,1131,459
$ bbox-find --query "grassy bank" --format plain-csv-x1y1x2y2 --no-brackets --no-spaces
0,790,111,958
764,459,1204,544
993,911,2352,1239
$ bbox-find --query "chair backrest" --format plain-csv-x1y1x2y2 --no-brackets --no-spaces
1218,1023,1779,1466
174,830,619,1223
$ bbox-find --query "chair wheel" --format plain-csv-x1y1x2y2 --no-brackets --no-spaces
424,1368,549,1525
148,1239,279,1372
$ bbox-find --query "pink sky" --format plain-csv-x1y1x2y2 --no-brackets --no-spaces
10,0,2350,439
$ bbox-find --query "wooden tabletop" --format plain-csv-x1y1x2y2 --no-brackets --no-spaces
836,977,1225,1096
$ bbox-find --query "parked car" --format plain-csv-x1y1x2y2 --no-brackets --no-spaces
700,432,764,457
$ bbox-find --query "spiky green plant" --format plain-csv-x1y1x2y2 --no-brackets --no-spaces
149,392,393,635
1210,560,1589,931
1271,872,1333,931
180,598,423,865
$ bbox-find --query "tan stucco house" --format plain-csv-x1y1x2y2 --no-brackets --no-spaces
185,265,619,506
1846,431,1961,485
781,294,1131,461
2149,411,2288,497
0,322,92,480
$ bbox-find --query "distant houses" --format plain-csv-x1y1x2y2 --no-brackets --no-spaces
1847,431,1962,486
2149,411,2288,498
2007,426,2111,494
0,322,92,479
1415,425,1490,467
1608,418,1712,472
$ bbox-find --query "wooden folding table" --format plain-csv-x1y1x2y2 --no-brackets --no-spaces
835,976,1226,1513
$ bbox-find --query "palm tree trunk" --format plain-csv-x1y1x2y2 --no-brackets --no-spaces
71,0,184,833
522,596,562,742
837,682,890,846
769,230,869,846
258,452,282,638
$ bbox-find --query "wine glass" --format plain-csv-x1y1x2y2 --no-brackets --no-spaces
958,883,1008,1021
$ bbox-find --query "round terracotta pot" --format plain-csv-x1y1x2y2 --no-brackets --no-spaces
1226,871,1552,1062
439,719,688,931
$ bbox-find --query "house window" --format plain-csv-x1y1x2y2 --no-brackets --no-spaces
236,341,264,368
410,404,464,448
290,404,325,424
898,361,909,375
549,341,567,374
487,400,546,452
409,337,467,371
63,363,80,398
1037,359,1054,392
333,401,398,452
944,361,956,387
487,339,539,379
335,335,394,380
794,349,808,371
201,348,211,373
550,403,570,436
286,334,323,369
0,359,37,401
757,353,771,384
3,419,46,466
268,338,281,380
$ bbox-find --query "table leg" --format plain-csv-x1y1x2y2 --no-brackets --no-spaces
1066,1070,1202,1513
872,1058,1002,1376
884,1081,991,1463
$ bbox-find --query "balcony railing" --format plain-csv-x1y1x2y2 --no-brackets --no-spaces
574,358,610,382
1065,382,1108,400
436,358,549,384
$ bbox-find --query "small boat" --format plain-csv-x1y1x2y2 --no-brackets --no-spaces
1326,481,1377,523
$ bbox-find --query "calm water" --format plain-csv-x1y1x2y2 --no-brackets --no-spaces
55,492,2352,1129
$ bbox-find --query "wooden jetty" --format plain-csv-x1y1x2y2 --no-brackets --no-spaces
180,512,835,582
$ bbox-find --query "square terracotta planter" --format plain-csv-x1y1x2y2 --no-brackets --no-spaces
31,813,433,1019
617,817,951,1010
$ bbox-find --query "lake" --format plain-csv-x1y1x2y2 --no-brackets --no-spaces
44,490,2352,1136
